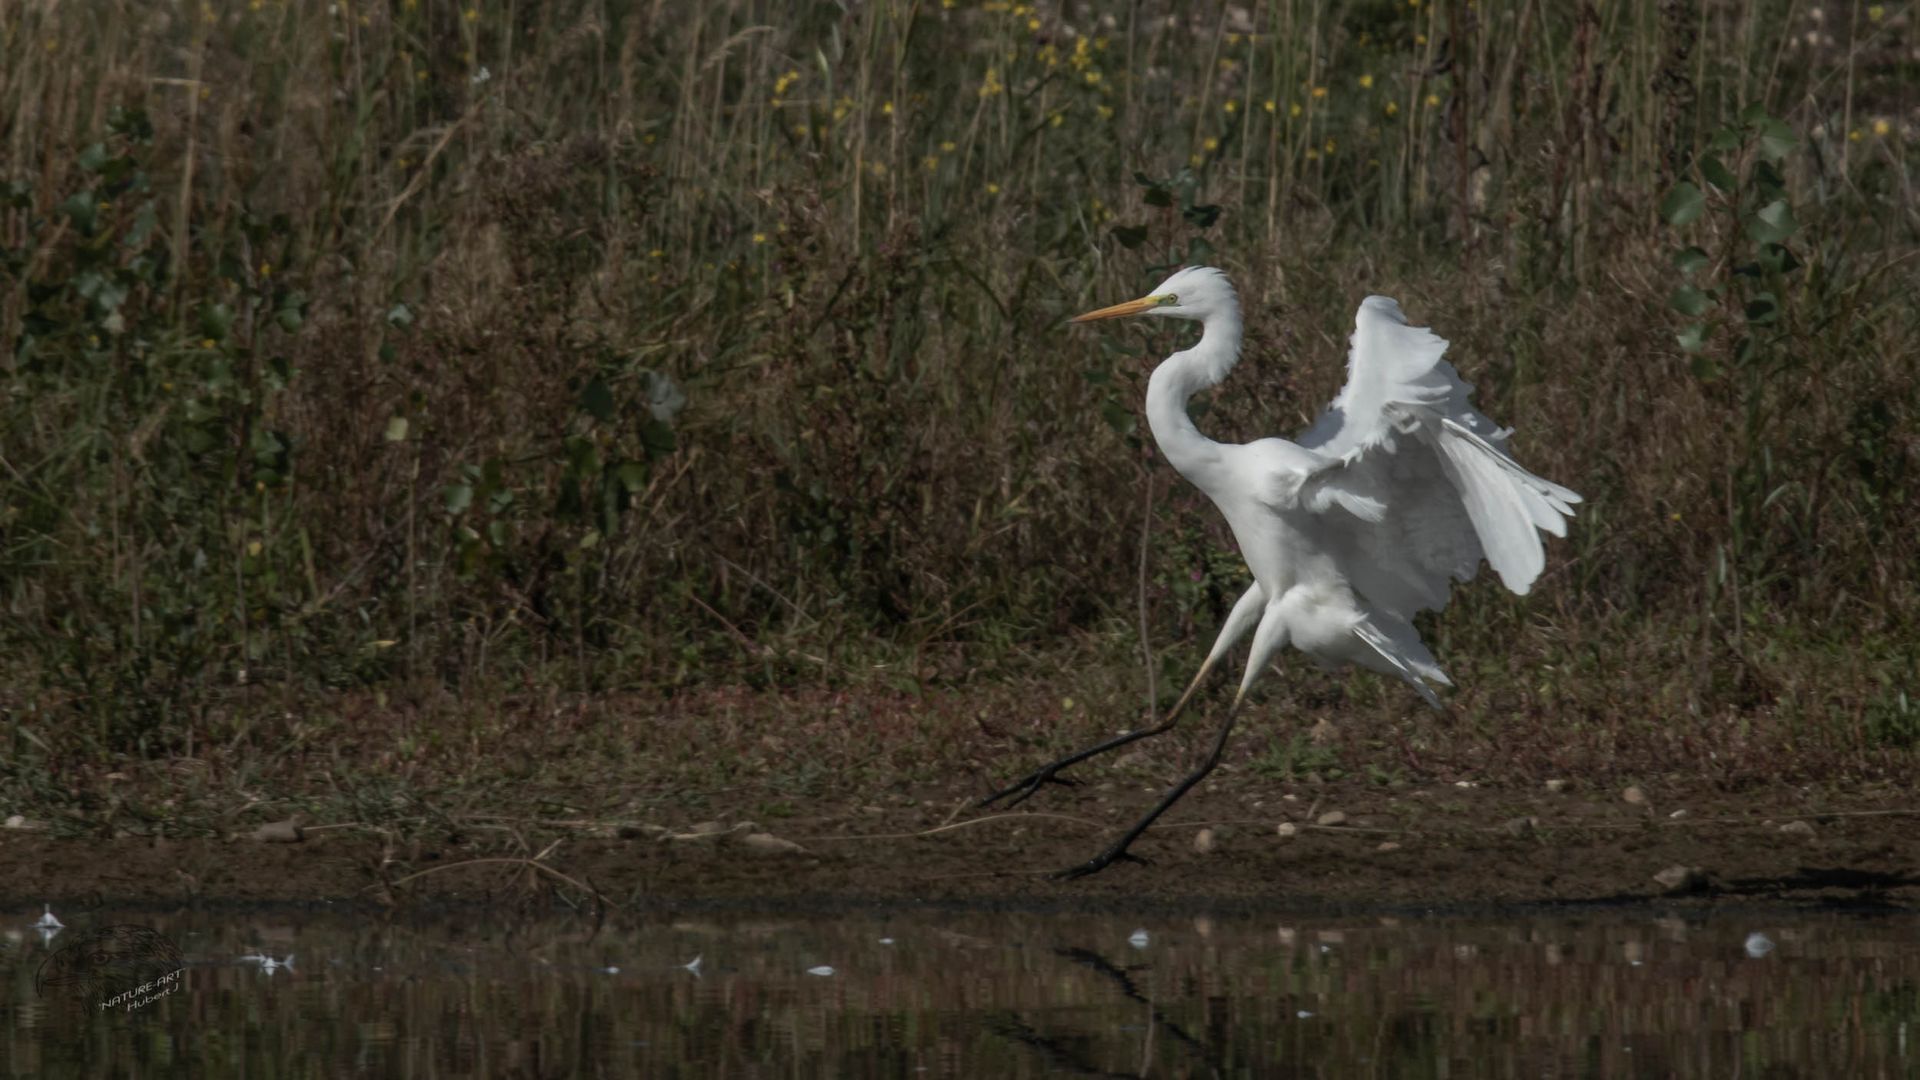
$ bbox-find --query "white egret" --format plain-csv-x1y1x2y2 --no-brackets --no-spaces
982,267,1581,878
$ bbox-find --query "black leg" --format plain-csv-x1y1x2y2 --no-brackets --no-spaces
1053,700,1244,880
979,661,1220,810
977,718,1180,809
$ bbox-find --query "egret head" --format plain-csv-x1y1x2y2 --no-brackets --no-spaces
1070,266,1238,325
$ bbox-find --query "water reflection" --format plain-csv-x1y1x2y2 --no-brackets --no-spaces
2,904,1915,1077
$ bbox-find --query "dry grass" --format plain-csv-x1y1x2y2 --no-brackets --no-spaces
1,0,1916,819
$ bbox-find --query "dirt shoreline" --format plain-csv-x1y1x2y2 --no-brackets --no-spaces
5,779,1915,915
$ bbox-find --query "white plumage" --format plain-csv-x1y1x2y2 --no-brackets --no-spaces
1087,267,1580,707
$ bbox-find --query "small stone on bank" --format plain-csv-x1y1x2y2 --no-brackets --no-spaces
1544,779,1570,793
1622,786,1649,806
1275,822,1298,839
1652,864,1705,893
1375,841,1402,853
740,832,809,855
1316,810,1348,827
1778,820,1816,837
1193,827,1218,854
1744,932,1776,958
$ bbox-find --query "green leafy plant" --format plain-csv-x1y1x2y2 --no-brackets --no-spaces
1662,104,1804,382
1113,167,1224,269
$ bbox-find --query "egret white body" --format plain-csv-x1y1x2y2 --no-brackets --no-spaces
985,266,1581,877
1126,268,1578,705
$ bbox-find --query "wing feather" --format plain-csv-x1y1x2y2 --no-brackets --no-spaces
1277,297,1581,617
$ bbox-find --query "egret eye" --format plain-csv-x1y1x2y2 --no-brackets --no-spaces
1158,294,1179,306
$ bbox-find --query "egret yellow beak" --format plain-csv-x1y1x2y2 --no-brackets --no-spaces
1070,294,1166,323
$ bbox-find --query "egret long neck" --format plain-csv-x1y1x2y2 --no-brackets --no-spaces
1145,307,1242,489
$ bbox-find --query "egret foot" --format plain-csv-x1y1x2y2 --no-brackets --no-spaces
1052,848,1150,880
979,719,1189,811
977,768,1080,810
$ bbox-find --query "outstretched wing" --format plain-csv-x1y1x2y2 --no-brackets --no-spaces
1274,296,1581,619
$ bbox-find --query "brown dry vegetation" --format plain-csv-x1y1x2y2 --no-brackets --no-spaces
1,1,1917,839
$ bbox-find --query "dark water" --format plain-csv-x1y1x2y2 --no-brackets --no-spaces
3,903,1915,1077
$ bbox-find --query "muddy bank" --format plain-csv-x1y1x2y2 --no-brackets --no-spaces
5,778,1916,914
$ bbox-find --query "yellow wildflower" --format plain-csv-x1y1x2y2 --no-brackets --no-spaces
1203,137,1219,151
1263,100,1276,113
1290,102,1303,118
1224,100,1237,114
1312,86,1328,99
1426,93,1441,107
1872,118,1891,137
1848,129,1862,142
1084,70,1102,86
1384,101,1399,117
940,140,956,152
923,155,938,171
752,233,767,244
986,182,1000,195
1867,4,1883,20
1096,104,1114,120
1358,74,1374,89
